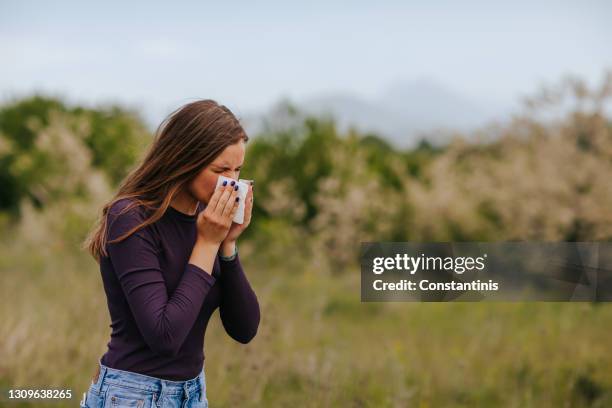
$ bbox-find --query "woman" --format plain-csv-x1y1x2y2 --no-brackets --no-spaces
80,99,260,407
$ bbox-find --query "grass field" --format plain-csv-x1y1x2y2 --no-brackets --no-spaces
1,233,611,408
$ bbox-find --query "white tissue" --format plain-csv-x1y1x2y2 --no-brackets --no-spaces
215,175,250,224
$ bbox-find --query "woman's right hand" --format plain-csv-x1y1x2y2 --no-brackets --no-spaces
196,181,240,245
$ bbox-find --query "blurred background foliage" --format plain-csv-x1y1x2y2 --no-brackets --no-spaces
1,73,612,407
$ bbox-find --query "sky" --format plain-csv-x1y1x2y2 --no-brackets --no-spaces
1,0,611,127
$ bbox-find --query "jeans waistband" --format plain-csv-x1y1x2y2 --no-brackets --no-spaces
93,358,205,397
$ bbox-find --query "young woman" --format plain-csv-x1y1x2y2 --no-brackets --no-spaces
81,100,260,407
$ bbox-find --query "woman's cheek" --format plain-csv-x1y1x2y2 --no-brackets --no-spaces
204,176,219,197
189,178,211,202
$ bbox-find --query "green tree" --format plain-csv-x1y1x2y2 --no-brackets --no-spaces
0,95,150,215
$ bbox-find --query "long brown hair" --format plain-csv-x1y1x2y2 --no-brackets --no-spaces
82,99,249,263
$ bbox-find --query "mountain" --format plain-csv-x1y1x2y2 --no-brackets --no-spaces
241,78,507,148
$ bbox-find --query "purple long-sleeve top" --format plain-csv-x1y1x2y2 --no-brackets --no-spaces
98,197,260,380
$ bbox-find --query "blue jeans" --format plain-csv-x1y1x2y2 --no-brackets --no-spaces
80,359,208,408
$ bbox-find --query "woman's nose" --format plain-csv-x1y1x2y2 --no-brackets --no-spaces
224,171,240,180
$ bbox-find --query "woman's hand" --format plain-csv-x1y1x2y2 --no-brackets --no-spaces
223,182,253,244
196,181,240,245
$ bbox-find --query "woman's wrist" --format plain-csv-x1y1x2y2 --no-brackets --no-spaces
189,239,220,274
220,240,238,260
195,237,220,250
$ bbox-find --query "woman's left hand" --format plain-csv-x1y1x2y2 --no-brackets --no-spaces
223,182,253,244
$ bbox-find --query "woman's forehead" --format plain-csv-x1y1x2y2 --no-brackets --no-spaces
213,143,245,165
